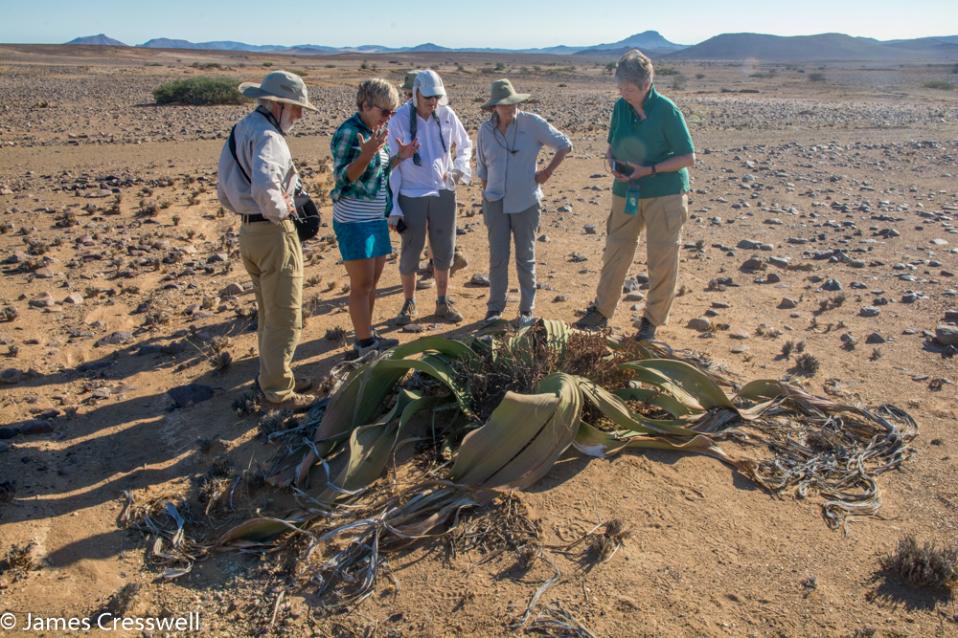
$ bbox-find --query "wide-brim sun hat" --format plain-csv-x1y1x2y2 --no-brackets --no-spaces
482,78,531,110
413,69,449,106
401,70,420,92
239,70,318,111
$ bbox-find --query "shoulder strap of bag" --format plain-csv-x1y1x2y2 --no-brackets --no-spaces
408,105,447,153
227,126,251,184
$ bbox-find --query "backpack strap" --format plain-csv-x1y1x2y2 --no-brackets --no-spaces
227,126,251,184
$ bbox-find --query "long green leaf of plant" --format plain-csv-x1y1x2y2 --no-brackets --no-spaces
622,359,734,410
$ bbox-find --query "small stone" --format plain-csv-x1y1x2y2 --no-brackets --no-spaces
740,256,766,272
935,325,958,346
821,279,842,292
930,238,948,246
568,252,588,263
768,256,790,268
778,298,799,309
553,295,567,303
401,324,424,333
943,309,958,324
167,384,215,408
91,387,113,399
583,224,597,235
221,282,245,297
63,293,84,305
859,306,880,317
96,331,134,347
865,332,886,344
729,331,750,340
0,368,24,384
623,292,644,302
687,317,712,332
901,292,919,304
537,234,549,243
468,273,490,287
764,273,782,284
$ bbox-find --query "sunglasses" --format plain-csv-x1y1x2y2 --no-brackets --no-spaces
373,105,394,118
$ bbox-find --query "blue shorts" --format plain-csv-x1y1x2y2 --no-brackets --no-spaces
333,218,392,262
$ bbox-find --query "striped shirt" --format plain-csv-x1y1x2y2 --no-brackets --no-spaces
333,147,390,223
329,113,392,223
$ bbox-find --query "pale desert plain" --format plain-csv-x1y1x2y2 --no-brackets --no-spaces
0,43,957,638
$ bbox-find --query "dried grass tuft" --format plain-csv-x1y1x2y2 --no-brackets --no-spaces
880,535,958,591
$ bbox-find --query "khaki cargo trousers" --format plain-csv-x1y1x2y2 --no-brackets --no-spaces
594,193,688,326
239,218,303,402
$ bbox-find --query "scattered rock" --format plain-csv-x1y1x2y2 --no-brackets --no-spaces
167,384,215,408
859,306,880,317
583,224,597,235
821,279,842,292
96,331,134,347
778,298,799,310
468,273,490,287
935,325,958,346
687,317,712,332
401,324,424,333
0,368,24,384
865,332,886,344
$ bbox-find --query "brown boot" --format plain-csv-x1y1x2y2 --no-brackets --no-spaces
263,392,317,413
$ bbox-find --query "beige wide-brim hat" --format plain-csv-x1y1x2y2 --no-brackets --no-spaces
482,78,531,110
239,70,318,111
400,70,420,92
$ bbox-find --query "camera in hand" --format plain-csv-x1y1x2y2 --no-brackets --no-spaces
612,160,635,176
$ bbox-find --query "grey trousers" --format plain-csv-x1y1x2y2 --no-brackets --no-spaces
482,198,540,314
398,190,457,275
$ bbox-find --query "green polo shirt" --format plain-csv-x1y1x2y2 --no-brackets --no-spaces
608,86,694,199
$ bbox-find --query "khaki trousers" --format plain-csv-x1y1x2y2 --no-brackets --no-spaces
594,193,687,326
239,219,303,402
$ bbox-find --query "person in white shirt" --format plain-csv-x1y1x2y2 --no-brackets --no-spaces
217,70,317,412
387,70,472,325
476,79,572,327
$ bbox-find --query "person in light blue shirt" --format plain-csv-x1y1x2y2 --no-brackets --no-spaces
476,79,572,326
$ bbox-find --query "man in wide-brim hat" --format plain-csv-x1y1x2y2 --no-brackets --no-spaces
475,78,572,327
217,70,318,412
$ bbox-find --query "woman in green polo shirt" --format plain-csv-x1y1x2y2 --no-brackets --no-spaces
575,49,695,341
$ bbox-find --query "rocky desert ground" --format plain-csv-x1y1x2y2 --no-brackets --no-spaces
0,45,956,637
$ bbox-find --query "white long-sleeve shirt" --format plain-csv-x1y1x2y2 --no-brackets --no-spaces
217,107,296,223
387,101,472,217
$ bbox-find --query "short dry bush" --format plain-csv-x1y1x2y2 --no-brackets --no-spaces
153,77,246,106
880,535,958,591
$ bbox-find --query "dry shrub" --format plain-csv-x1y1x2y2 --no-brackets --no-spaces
880,535,958,591
447,493,541,573
0,542,37,581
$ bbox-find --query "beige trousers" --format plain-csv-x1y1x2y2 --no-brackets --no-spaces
239,219,303,402
594,193,687,326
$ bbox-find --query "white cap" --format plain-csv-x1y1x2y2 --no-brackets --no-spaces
413,69,449,106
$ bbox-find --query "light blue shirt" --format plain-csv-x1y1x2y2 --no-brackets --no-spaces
476,111,572,214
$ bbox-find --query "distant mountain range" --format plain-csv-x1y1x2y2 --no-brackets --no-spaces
63,31,958,61
671,32,958,61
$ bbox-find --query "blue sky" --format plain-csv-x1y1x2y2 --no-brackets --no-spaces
1,0,955,47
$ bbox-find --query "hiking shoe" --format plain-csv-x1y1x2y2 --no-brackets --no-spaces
436,298,463,323
263,392,317,413
517,312,536,328
574,306,608,331
450,248,468,276
393,299,417,326
635,317,657,341
353,335,398,357
484,309,503,324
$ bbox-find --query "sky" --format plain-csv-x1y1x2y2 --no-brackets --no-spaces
1,0,956,48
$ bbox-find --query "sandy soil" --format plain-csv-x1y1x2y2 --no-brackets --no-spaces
0,45,956,637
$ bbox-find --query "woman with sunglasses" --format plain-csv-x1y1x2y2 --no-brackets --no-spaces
330,78,417,357
386,70,472,327
475,79,572,327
